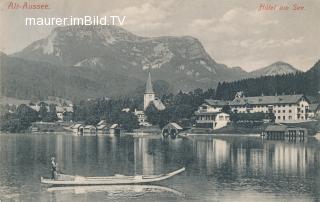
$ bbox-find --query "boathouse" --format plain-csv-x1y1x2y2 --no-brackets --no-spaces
263,124,307,140
97,124,108,134
162,123,183,138
71,124,83,135
83,125,97,135
110,124,121,135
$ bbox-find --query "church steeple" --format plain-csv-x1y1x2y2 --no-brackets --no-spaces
145,72,155,94
144,72,156,110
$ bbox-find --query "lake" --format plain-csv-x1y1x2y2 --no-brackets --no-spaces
0,133,320,201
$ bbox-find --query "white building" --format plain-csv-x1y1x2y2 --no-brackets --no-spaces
196,94,310,124
194,110,230,130
229,94,309,123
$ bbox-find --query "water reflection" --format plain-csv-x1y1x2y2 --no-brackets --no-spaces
0,134,320,201
189,136,320,178
47,185,184,196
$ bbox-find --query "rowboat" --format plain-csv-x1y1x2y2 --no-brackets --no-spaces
41,167,185,185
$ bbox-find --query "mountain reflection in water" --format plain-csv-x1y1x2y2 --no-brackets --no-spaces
0,133,319,201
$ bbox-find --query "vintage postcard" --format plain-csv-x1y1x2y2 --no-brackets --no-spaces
0,0,319,201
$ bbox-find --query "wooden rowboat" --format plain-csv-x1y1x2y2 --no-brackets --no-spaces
41,167,185,185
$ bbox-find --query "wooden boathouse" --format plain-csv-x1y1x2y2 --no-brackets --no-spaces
262,124,307,141
162,123,183,138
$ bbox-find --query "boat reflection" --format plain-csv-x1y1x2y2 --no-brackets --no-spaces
47,184,184,197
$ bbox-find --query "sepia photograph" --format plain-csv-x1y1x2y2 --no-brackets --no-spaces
0,0,319,201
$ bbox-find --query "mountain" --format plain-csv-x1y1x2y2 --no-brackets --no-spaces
0,53,143,100
12,25,248,93
250,61,298,77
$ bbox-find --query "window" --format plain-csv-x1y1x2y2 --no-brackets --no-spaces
289,104,292,107
301,116,304,119
283,116,285,120
289,110,292,113
278,110,281,113
278,116,281,120
289,116,292,120
282,105,285,107
301,110,304,113
282,110,285,113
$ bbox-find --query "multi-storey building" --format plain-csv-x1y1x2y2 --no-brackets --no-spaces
229,94,309,123
195,94,310,125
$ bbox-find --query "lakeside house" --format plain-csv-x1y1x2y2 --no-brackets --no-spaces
194,110,230,130
29,98,74,122
197,93,310,124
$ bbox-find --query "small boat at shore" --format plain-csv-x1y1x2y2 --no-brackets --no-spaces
41,167,185,185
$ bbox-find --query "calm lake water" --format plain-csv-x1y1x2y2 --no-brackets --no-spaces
0,133,320,201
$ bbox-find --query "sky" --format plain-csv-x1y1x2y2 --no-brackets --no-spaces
1,0,319,71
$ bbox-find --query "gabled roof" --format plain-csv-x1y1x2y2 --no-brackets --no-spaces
163,122,183,130
152,99,166,111
145,72,155,94
110,124,119,129
71,124,82,129
230,94,306,105
204,99,229,106
84,125,96,129
97,120,107,125
97,124,107,129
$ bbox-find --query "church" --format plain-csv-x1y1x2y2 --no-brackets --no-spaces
144,72,166,111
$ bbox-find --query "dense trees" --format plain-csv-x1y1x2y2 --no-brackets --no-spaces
216,60,320,100
0,104,39,132
72,98,140,132
145,88,216,128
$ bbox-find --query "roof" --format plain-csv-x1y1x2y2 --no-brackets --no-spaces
84,125,96,129
204,99,229,106
110,124,119,129
97,120,107,125
71,124,82,129
152,99,166,111
163,122,183,130
230,94,306,106
265,124,288,132
145,72,155,94
195,111,224,116
97,125,107,129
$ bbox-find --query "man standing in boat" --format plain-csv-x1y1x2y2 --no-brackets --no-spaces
51,157,58,179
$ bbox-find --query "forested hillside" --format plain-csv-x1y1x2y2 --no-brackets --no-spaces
216,60,320,100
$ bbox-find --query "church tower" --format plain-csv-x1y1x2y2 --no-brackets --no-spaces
144,72,156,110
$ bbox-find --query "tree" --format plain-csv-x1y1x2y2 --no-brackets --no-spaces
145,103,160,125
221,105,231,114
